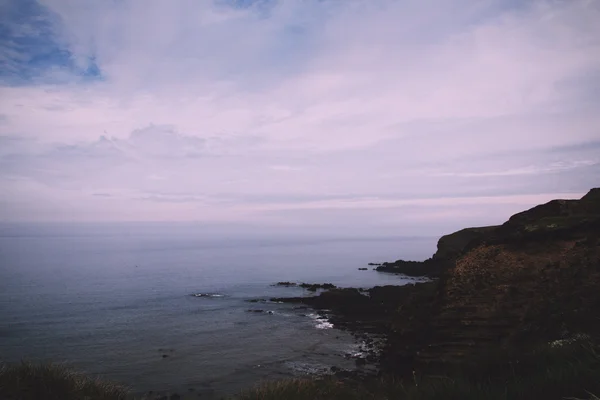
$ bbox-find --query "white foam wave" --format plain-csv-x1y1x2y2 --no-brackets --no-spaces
307,313,334,329
316,321,334,329
192,293,225,298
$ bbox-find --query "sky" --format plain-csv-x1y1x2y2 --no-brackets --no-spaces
0,0,599,236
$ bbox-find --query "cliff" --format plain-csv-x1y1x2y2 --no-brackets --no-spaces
433,225,500,261
413,188,600,366
377,189,600,277
375,226,500,277
283,188,600,375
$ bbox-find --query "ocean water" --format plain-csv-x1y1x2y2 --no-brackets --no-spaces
0,223,436,398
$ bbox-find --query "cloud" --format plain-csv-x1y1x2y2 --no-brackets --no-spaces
269,165,303,172
248,192,590,213
0,0,598,232
431,160,599,178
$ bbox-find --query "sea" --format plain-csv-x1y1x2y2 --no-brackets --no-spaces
0,223,436,398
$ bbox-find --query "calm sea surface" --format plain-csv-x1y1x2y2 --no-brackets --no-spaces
0,223,436,398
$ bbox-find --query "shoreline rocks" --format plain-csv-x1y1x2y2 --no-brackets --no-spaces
270,188,600,378
273,281,297,287
273,282,337,291
246,309,275,314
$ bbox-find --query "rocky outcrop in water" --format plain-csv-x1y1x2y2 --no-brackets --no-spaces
375,258,441,277
273,282,337,291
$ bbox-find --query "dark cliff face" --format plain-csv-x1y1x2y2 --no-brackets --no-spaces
438,188,600,260
409,188,600,364
420,190,600,364
491,189,600,245
582,187,600,201
504,190,600,231
379,188,600,277
433,226,499,261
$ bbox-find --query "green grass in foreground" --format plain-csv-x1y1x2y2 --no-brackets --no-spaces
1,340,599,400
0,362,129,400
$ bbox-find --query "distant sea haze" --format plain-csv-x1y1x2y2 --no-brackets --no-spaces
0,223,436,397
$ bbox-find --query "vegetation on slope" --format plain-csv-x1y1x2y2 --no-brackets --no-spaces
239,339,600,400
3,340,600,400
0,362,129,400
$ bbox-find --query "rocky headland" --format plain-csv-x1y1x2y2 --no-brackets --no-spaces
273,188,600,377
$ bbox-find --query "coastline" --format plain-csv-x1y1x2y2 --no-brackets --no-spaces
264,188,600,383
2,188,599,399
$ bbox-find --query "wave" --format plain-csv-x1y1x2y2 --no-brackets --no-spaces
191,293,226,298
307,313,334,330
246,299,284,304
284,361,333,375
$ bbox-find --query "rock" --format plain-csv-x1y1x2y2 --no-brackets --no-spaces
162,354,169,358
358,268,368,270
274,282,337,291
375,258,440,277
246,309,274,314
298,283,336,291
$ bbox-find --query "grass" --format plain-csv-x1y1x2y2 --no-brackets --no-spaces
0,362,129,400
239,340,600,400
2,340,599,400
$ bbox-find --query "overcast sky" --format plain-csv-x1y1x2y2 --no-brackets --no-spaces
0,0,599,235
